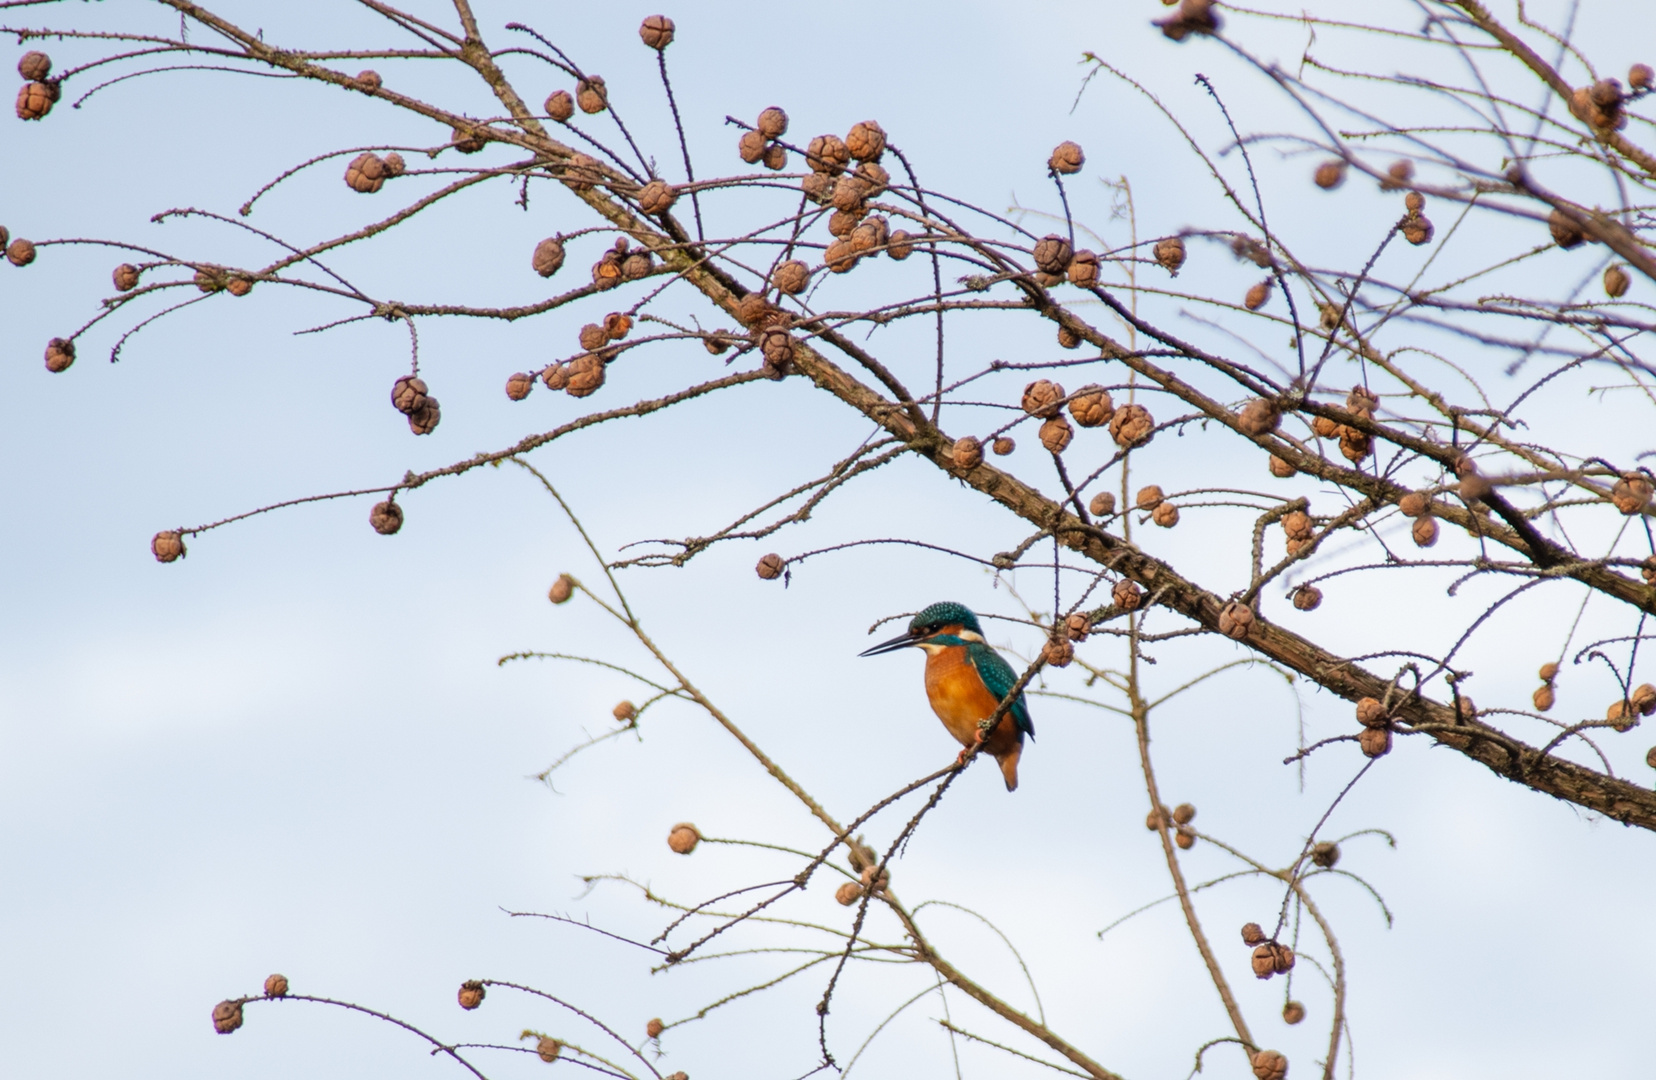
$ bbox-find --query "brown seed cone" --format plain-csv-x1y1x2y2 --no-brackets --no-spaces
1309,415,1339,439
1033,271,1063,288
391,376,429,416
773,260,811,296
1170,802,1195,825
1611,476,1654,515
43,337,75,373
1604,264,1631,298
1539,661,1560,682
1398,491,1429,517
18,51,51,81
548,574,576,604
1048,140,1084,175
1251,1049,1288,1080
545,89,575,122
639,14,675,49
1174,827,1196,849
1039,415,1074,454
825,239,858,274
1021,379,1067,418
637,179,678,216
759,328,795,374
1136,485,1165,511
1218,602,1254,641
579,323,609,352
1112,578,1142,611
646,1017,665,1039
1109,403,1155,449
1245,280,1272,310
613,700,637,723
827,209,862,239
576,75,608,114
755,106,789,140
541,363,569,391
1533,684,1556,712
1065,249,1100,287
1282,1000,1306,1025
264,974,289,997
1292,584,1322,611
1635,683,1656,717
1642,555,1656,584
349,69,381,92
450,125,485,153
835,881,863,906
1065,385,1115,429
761,142,788,171
1033,234,1074,275
1269,455,1295,478
1608,700,1634,732
1458,472,1494,504
1065,613,1091,642
1241,922,1266,945
1401,213,1434,246
855,161,890,195
6,238,38,267
1311,840,1340,868
1548,207,1585,249
1411,515,1438,548
952,436,984,470
113,263,140,292
193,267,224,294
1649,746,1656,770
565,353,605,398
15,81,54,120
1237,398,1280,436
151,531,186,563
407,397,441,435
1381,158,1415,189
801,172,835,205
845,120,886,162
756,553,785,580
737,129,767,165
1042,637,1074,668
667,822,701,854
1358,725,1392,758
591,256,623,290
604,312,633,341
831,175,869,213
1313,159,1346,189
1146,808,1167,831
1285,536,1309,558
458,981,486,1010
532,237,566,278
535,1036,561,1063
1631,63,1655,90
212,1000,244,1034
807,134,850,175
850,220,885,254
1338,429,1372,463
1403,190,1425,214
369,500,404,535
991,437,1015,456
736,291,773,328
1250,945,1278,979
1089,491,1116,517
886,229,916,261
1282,511,1313,541
619,251,652,281
1056,325,1082,350
226,276,253,297
1153,236,1186,274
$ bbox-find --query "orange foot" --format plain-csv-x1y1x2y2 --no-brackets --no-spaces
955,731,988,764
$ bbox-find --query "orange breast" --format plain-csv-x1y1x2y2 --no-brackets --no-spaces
924,646,1006,748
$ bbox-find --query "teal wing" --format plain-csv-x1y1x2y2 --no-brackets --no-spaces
967,642,1035,739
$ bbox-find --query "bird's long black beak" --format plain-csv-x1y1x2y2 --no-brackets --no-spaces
859,629,919,657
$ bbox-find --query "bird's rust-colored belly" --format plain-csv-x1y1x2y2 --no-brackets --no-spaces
924,646,1014,748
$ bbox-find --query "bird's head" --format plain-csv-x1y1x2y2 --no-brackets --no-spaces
859,601,984,656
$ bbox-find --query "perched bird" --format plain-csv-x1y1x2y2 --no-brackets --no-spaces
859,601,1034,791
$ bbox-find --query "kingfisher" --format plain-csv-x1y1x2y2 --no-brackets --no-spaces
859,601,1034,791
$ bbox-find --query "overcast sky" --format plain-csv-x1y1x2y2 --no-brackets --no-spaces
4,2,1655,1079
